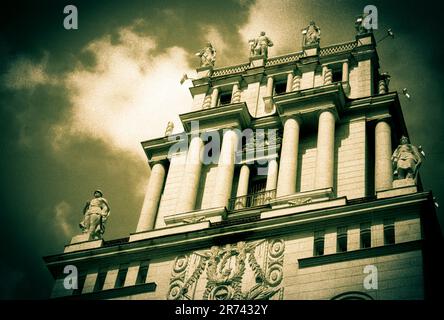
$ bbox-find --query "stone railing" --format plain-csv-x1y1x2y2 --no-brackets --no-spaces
227,189,276,211
319,41,357,57
212,63,250,77
265,52,304,66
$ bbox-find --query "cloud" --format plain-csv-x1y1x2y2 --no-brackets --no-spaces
54,201,75,238
3,53,56,90
55,27,194,159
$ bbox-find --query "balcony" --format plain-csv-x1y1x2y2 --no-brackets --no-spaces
227,189,276,211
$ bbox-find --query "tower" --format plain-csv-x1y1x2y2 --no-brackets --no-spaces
44,21,442,300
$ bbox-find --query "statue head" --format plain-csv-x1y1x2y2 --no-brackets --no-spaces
309,20,316,26
260,31,266,36
400,136,410,145
94,190,103,198
206,42,212,48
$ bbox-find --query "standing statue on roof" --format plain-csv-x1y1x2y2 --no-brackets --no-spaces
391,136,423,181
196,42,216,67
250,31,274,59
302,21,321,46
79,189,111,239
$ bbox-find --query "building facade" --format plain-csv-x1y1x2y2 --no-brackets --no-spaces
44,23,442,300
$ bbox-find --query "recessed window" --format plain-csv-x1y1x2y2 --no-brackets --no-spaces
273,81,287,95
136,262,149,285
218,91,232,106
332,69,343,83
114,264,128,288
314,230,325,256
384,219,395,245
93,269,107,292
360,222,371,249
337,226,348,253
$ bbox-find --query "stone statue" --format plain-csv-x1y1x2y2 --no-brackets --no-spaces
391,136,423,181
79,189,110,239
250,31,274,59
195,42,216,67
302,21,321,46
165,121,174,136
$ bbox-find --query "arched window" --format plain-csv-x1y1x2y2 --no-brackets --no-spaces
331,291,374,300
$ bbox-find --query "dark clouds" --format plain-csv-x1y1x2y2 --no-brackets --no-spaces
0,0,443,299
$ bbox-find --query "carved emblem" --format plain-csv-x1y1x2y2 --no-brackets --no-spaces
167,239,285,300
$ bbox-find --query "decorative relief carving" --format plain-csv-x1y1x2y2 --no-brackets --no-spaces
288,197,312,206
167,239,285,300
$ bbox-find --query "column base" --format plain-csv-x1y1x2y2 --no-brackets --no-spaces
249,55,265,67
376,179,417,199
64,234,103,253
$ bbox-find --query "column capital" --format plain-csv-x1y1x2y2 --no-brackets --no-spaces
315,107,338,121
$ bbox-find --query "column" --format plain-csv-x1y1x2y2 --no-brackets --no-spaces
314,110,336,190
136,162,166,232
235,164,250,209
231,83,241,103
276,117,300,197
177,136,204,213
323,66,332,85
286,72,294,93
291,74,301,91
266,76,274,97
342,61,349,83
210,87,219,108
375,120,393,191
266,159,279,191
212,130,238,208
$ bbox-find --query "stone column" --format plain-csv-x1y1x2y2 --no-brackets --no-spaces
231,83,241,103
212,130,238,208
323,66,332,85
314,110,336,190
292,74,301,91
375,120,393,191
266,159,279,191
342,61,349,83
266,76,274,97
286,73,294,93
177,136,204,213
235,164,250,209
136,162,166,232
276,117,300,197
210,87,219,108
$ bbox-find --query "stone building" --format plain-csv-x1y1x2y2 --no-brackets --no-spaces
44,24,442,300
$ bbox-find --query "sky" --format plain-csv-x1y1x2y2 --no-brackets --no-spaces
0,0,443,299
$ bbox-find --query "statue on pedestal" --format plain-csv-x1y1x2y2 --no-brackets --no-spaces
302,21,321,46
250,31,273,59
196,42,216,67
165,121,174,136
391,136,423,181
79,189,110,239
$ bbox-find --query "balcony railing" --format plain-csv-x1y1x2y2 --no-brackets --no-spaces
227,189,276,211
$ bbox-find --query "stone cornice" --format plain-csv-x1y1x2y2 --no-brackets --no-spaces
43,191,432,274
179,102,252,133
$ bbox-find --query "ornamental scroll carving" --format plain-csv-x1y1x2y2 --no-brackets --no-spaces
167,239,285,300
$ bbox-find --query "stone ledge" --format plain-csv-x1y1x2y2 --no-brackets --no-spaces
129,221,211,242
262,196,346,219
270,187,334,209
163,206,227,225
53,282,157,300
64,237,103,253
377,182,418,199
298,240,422,269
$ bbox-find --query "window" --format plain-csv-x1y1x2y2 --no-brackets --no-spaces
72,274,86,295
384,219,395,245
218,91,232,106
114,264,128,288
337,226,348,253
136,261,149,285
360,222,371,249
93,269,107,292
273,81,287,95
314,230,325,256
332,69,343,83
